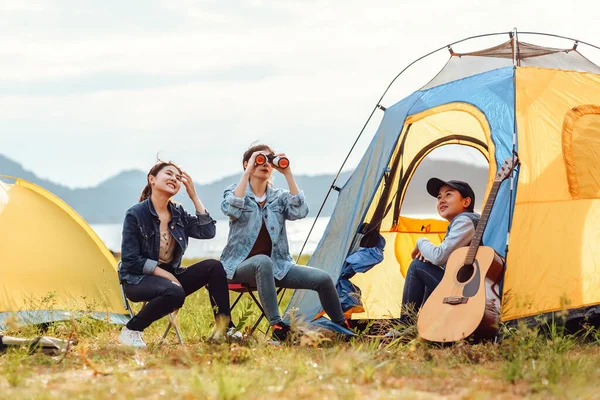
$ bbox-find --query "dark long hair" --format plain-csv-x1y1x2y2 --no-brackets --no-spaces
139,161,182,202
242,143,274,169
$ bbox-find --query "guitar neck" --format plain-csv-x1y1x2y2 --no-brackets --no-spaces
464,180,502,265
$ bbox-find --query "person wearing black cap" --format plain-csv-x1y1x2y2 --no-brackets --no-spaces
395,178,480,329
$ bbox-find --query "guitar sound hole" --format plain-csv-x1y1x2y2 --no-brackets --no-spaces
456,264,474,283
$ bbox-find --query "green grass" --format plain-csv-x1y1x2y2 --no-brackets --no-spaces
1,258,600,399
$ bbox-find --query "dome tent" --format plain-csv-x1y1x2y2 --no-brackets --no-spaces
287,29,600,326
0,177,129,329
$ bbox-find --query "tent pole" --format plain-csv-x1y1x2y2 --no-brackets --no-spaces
295,29,600,263
294,31,512,262
502,28,520,325
519,31,600,52
512,27,518,66
508,27,518,246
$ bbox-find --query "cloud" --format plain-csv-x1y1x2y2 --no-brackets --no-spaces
0,0,599,187
0,65,276,95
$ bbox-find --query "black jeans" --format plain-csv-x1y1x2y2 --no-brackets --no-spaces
400,259,445,323
123,259,230,332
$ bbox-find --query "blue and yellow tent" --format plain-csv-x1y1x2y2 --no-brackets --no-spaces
288,31,600,325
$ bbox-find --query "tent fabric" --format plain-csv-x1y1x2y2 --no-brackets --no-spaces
390,217,449,278
310,317,356,336
286,67,516,322
362,103,497,232
0,177,129,329
561,104,600,199
503,67,600,321
288,53,600,324
422,40,600,90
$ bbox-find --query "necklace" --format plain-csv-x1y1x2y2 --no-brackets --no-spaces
254,192,267,203
161,232,170,255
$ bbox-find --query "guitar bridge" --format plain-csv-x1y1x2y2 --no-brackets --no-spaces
443,296,469,305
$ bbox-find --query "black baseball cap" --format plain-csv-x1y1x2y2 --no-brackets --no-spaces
426,178,475,212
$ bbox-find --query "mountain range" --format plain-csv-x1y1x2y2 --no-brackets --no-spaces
0,154,488,223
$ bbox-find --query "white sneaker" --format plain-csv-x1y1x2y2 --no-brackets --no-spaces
226,327,244,341
119,326,147,348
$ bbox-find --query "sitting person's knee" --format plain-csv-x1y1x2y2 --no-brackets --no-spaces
314,270,334,289
252,255,274,273
206,259,227,277
408,259,429,272
164,285,186,309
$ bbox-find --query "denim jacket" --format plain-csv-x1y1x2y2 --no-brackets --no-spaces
119,198,216,284
220,183,309,280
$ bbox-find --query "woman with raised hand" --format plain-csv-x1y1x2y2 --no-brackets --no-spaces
118,160,232,348
221,144,349,343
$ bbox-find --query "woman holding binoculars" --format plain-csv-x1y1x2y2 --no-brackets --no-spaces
220,144,349,342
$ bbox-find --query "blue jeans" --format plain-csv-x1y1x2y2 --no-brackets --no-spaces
229,255,346,325
401,259,444,322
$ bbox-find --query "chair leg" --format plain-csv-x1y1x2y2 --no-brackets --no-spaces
121,293,184,346
170,311,183,345
173,325,184,345
158,323,171,346
229,287,287,336
277,287,286,306
120,283,135,318
158,311,183,346
248,287,286,336
247,290,268,335
229,292,244,329
230,292,244,311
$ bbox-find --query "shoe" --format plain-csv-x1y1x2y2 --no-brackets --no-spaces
383,328,402,338
226,327,244,341
332,319,353,331
332,320,354,342
266,338,282,346
119,326,147,348
271,321,291,342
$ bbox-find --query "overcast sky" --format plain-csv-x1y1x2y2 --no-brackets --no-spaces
1,0,600,188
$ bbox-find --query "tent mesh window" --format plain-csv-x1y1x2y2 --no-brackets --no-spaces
562,105,600,200
422,41,600,90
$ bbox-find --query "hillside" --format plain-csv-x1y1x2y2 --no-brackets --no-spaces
0,154,488,223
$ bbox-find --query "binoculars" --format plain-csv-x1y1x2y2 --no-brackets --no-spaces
255,153,290,169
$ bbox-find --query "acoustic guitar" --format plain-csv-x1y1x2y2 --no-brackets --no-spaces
417,156,518,342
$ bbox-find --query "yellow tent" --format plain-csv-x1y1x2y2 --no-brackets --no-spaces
288,30,600,325
0,177,129,328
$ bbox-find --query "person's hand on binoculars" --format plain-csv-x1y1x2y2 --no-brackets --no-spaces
245,151,266,175
271,152,291,175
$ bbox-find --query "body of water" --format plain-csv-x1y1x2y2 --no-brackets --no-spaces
91,217,331,259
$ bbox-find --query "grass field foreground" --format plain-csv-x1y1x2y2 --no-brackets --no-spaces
1,258,600,399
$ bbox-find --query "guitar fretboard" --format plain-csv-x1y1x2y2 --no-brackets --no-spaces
464,180,501,265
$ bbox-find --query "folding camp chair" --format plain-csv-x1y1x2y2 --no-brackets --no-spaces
228,283,285,336
117,262,183,346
